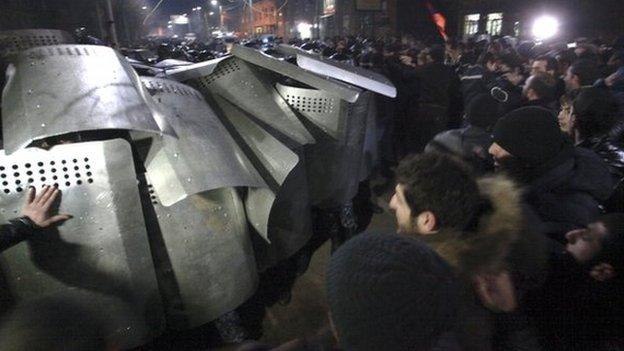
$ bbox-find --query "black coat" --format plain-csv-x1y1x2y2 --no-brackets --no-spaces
578,136,624,212
0,217,36,252
525,147,613,241
526,242,624,350
415,62,459,109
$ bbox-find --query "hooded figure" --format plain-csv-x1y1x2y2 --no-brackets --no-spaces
489,107,613,241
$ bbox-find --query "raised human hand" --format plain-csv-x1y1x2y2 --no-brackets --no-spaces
21,186,72,228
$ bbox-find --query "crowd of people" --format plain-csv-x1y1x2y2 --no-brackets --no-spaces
1,32,624,350
282,34,624,350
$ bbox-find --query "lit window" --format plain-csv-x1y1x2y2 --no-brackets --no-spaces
464,14,480,36
486,13,503,36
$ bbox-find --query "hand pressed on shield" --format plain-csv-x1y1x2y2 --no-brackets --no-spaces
21,186,72,228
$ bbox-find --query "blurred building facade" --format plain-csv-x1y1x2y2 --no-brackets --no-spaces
457,0,624,40
240,0,287,37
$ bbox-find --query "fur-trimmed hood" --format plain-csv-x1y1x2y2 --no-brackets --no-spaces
421,175,525,276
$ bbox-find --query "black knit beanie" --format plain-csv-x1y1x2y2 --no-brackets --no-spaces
492,107,564,164
326,232,458,351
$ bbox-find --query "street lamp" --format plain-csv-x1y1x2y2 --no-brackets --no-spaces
209,11,215,16
211,0,218,6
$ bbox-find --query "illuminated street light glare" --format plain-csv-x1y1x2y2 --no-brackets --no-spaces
142,6,148,10
209,11,215,15
297,22,313,39
532,15,559,40
211,0,218,5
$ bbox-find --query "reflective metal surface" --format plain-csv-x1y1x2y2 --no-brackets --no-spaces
0,139,163,348
2,45,175,154
277,44,397,98
189,56,315,146
297,89,372,207
139,77,266,206
0,29,75,57
276,83,348,140
209,95,299,240
231,45,361,103
147,183,257,329
209,95,312,268
210,95,298,190
249,163,313,271
158,56,230,81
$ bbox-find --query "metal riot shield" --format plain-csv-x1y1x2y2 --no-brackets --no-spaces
275,83,348,141
277,44,397,98
0,139,163,349
139,77,266,206
145,178,257,329
278,83,372,208
0,29,75,57
1,45,175,154
231,45,361,103
209,95,312,270
156,56,230,82
165,55,315,146
130,78,264,328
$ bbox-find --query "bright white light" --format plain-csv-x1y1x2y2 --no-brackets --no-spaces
196,6,202,10
297,22,312,39
142,6,147,10
172,15,189,24
211,0,218,5
209,11,215,15
532,16,559,40
167,25,173,28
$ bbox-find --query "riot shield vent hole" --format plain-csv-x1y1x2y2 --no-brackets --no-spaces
200,60,241,86
1,35,61,53
147,184,159,205
0,158,94,194
285,94,335,114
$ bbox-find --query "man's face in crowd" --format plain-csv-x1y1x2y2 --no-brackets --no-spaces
389,184,416,234
500,65,524,86
564,67,580,91
531,60,548,75
565,222,608,263
558,103,575,136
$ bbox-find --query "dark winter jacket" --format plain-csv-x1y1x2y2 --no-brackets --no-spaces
525,147,613,241
422,176,547,351
0,217,38,252
526,242,624,350
523,98,558,114
415,62,459,110
487,77,523,114
577,136,624,212
460,65,497,106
